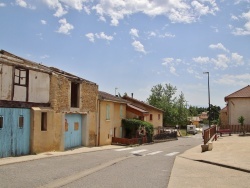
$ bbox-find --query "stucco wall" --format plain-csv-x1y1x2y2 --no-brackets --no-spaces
0,64,13,100
30,107,63,154
144,108,163,135
99,101,125,146
220,111,228,126
228,98,250,125
29,70,50,103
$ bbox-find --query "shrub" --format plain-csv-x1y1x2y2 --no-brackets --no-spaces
122,119,154,136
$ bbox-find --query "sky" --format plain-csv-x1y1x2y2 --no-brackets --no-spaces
0,0,250,108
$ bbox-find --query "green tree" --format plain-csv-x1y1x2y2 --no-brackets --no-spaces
147,83,187,127
238,116,245,135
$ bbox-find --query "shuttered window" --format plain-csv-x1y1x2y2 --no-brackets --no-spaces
106,105,110,120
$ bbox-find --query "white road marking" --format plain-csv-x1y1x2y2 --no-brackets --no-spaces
130,149,148,154
115,148,134,151
146,151,163,155
165,152,180,156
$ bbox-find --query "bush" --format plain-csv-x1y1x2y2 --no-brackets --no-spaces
122,119,154,137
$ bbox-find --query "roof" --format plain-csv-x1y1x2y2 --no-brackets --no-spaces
127,103,148,113
220,106,227,112
99,91,128,104
0,50,97,85
122,95,164,112
224,85,250,101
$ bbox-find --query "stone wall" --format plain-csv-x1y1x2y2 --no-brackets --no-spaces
80,81,98,112
50,73,70,112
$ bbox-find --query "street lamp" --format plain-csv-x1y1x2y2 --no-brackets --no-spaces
203,72,210,127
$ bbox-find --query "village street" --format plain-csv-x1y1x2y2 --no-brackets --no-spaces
0,135,202,188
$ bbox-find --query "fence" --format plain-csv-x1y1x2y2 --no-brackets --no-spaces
203,126,217,145
112,137,147,145
219,124,250,133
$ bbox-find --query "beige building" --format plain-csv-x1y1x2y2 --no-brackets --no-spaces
223,85,250,125
123,94,163,135
98,91,127,146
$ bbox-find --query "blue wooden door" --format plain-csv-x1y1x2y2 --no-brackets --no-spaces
0,108,30,158
64,114,82,150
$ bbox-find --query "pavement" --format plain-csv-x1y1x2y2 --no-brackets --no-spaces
1,134,250,187
168,134,250,188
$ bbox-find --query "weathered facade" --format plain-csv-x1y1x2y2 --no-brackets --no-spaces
0,50,98,157
98,91,127,145
123,94,163,135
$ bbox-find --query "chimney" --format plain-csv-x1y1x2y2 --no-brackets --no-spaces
131,93,133,98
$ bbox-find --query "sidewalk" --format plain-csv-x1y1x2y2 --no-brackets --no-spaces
168,134,250,188
0,145,124,166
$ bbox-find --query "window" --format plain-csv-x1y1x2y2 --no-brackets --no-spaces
158,114,160,120
71,82,79,108
19,116,24,129
0,116,3,129
14,68,27,86
120,105,123,118
150,114,153,121
106,105,110,120
41,112,47,131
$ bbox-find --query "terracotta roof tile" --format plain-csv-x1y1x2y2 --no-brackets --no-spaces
99,91,128,103
225,85,250,101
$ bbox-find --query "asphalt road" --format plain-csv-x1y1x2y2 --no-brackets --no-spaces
0,134,202,188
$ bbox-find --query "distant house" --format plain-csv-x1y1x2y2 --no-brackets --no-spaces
223,85,250,125
199,111,208,122
0,50,98,157
188,116,200,127
98,91,127,146
123,94,164,135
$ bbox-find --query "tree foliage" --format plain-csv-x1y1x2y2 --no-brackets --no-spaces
147,83,188,127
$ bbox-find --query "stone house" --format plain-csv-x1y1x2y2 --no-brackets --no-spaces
222,85,250,125
122,94,163,135
0,50,98,157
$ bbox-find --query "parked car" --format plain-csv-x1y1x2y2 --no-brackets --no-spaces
186,125,198,135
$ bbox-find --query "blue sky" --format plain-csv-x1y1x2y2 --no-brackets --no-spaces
1,0,250,108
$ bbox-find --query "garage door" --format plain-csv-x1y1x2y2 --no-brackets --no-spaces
64,114,82,150
0,108,30,158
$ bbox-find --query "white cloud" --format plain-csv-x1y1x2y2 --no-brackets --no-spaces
211,54,229,69
56,18,74,35
16,0,36,9
85,33,95,42
193,56,210,64
40,54,50,59
231,14,239,20
232,10,250,35
162,58,174,65
170,66,177,75
43,0,68,17
159,32,175,38
129,28,139,38
95,32,113,41
209,43,229,53
41,20,47,25
92,0,219,26
132,40,146,54
231,52,244,66
0,3,6,7
215,74,250,86
85,32,113,42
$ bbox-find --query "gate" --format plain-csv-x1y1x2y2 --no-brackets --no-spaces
0,108,30,158
64,114,82,150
